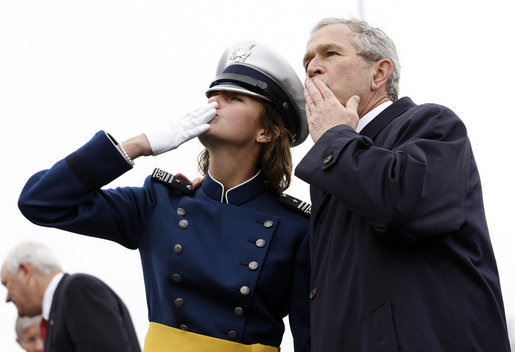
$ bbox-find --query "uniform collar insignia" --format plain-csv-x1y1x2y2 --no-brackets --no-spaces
229,44,255,63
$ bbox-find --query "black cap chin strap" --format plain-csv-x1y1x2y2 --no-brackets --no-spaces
209,72,269,93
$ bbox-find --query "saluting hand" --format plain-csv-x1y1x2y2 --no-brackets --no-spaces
304,78,360,143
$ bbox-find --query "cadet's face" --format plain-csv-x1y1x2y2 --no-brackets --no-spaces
304,23,373,107
17,323,44,352
201,91,264,147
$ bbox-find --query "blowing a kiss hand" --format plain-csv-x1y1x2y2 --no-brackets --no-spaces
304,78,360,143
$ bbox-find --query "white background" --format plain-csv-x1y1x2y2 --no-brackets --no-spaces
1,0,514,350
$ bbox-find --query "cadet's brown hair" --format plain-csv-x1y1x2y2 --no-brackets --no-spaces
198,101,292,195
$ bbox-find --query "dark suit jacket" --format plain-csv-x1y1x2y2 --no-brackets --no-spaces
296,97,510,351
44,273,141,352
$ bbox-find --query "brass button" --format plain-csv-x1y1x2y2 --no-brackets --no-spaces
310,288,318,300
234,307,244,317
263,220,273,228
172,274,182,283
180,324,188,331
240,286,250,296
323,154,333,165
248,261,259,271
178,219,189,229
177,208,186,216
228,331,238,340
174,244,183,254
174,298,184,308
255,239,266,248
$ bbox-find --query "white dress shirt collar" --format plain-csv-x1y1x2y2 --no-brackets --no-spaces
356,101,393,133
42,272,64,320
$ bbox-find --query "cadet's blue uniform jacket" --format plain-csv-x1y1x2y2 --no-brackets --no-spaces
18,131,310,351
296,97,510,351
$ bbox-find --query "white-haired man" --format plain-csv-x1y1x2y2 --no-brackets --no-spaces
15,315,44,352
1,241,141,352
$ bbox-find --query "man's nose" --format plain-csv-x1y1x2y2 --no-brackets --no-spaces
35,338,45,352
306,57,323,78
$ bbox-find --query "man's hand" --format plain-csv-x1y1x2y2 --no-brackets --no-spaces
304,78,360,143
144,101,217,155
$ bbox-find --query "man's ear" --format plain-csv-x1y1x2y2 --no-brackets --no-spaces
371,59,393,92
18,263,33,284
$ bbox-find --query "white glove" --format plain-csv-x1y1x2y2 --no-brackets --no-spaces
145,101,217,155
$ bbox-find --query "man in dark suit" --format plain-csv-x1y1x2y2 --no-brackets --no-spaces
296,18,510,351
1,241,141,352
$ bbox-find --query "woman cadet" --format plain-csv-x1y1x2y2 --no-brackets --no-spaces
18,41,311,352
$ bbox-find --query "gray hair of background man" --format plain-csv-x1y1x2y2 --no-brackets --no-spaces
312,17,401,102
3,242,62,275
15,315,42,340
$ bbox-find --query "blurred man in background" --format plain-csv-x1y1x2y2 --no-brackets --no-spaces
1,241,141,352
15,315,44,352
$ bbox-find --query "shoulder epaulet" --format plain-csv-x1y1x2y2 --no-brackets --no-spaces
277,193,311,218
151,168,195,196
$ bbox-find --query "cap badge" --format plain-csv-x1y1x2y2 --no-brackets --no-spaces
229,44,255,63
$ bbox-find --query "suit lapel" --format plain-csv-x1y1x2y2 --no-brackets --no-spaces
45,274,69,352
360,97,415,139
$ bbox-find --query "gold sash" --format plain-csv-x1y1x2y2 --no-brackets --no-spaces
144,322,279,352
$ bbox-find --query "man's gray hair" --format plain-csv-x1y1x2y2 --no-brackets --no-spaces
3,241,62,275
15,315,42,339
312,18,401,101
